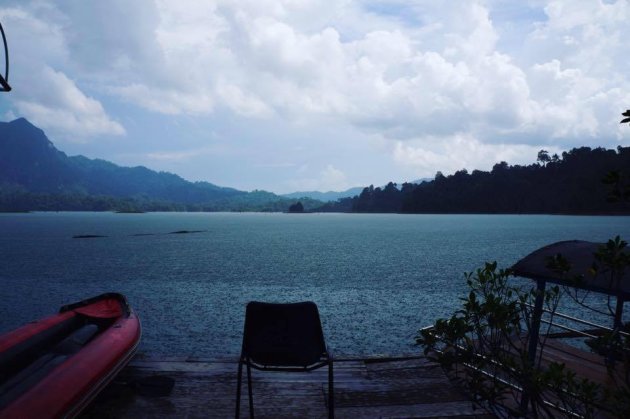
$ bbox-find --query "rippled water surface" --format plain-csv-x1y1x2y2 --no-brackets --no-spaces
1,212,628,357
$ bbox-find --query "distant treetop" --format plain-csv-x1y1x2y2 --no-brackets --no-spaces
288,201,304,213
321,146,630,215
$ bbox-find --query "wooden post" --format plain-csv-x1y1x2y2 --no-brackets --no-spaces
613,296,624,329
520,279,546,413
605,296,626,367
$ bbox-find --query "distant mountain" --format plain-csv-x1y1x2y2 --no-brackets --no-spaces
284,180,432,202
0,118,322,212
0,118,243,202
282,187,364,202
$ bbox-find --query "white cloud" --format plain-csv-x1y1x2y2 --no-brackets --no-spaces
321,164,349,190
111,84,214,115
1,0,629,190
7,0,628,146
393,134,559,177
0,6,125,141
2,110,17,121
146,149,202,162
520,4,630,146
145,144,231,162
14,67,125,141
285,164,350,192
58,0,624,147
216,84,272,117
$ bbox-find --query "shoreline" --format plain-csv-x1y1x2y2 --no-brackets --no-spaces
1,210,629,216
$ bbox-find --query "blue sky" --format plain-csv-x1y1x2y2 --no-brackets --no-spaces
0,0,629,193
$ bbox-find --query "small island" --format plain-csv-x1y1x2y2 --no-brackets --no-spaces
288,201,304,213
72,235,107,239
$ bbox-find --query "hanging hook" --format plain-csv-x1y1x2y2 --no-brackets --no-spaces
0,21,11,92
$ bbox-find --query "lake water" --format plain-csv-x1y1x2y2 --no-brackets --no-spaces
1,212,628,358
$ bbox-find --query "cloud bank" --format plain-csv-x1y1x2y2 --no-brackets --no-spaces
0,0,629,190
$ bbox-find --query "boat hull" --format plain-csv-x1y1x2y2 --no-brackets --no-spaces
0,293,141,419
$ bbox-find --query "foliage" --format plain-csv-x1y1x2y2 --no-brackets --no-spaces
548,236,630,410
597,110,630,208
288,201,304,213
416,263,603,417
593,236,630,294
603,170,630,204
0,185,325,213
323,146,630,214
546,236,630,318
417,110,630,417
418,239,630,417
537,150,551,167
0,118,329,212
315,196,355,212
352,182,402,212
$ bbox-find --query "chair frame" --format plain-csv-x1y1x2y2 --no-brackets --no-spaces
235,302,334,419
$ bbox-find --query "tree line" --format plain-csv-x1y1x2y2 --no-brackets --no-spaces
0,183,323,213
319,146,630,215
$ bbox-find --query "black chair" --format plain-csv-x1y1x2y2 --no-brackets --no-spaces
235,301,334,418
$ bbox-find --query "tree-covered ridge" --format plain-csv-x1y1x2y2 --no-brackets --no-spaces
0,184,324,213
0,118,324,212
0,118,244,202
3,118,628,214
329,146,630,214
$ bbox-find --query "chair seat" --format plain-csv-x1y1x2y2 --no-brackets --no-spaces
247,348,327,369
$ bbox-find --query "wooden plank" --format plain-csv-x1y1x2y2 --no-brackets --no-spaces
368,365,447,381
538,339,624,387
81,356,493,419
326,385,469,407
335,401,491,418
365,357,435,370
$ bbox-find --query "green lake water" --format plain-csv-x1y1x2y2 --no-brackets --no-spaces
1,212,628,357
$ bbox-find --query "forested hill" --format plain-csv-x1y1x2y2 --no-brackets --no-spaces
325,147,630,215
2,118,628,214
0,118,322,212
0,118,244,201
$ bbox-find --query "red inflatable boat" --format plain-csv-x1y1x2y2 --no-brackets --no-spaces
0,293,141,418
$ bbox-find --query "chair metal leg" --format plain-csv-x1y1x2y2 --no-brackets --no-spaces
235,361,243,419
246,361,254,418
328,361,334,419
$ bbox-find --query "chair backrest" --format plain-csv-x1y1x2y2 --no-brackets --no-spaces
241,301,327,367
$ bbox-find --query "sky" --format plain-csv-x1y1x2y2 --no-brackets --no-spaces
0,0,629,194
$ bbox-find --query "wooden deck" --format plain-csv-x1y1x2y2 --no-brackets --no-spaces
537,338,626,389
81,355,494,418
444,337,628,417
